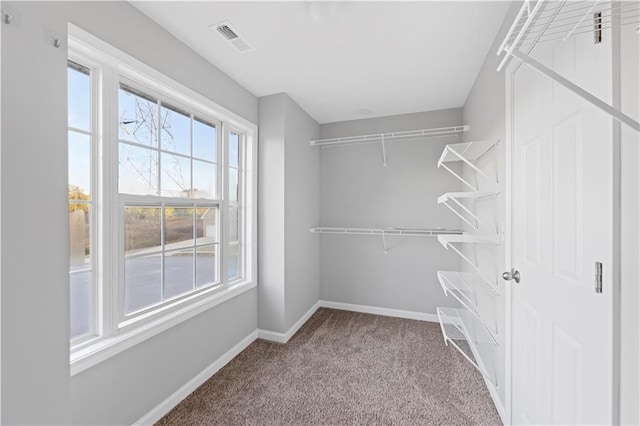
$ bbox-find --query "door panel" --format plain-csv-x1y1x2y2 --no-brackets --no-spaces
552,113,582,281
521,301,541,425
523,137,542,265
551,323,582,424
511,21,613,425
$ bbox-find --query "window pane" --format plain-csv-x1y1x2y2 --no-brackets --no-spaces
164,248,194,300
119,144,158,195
119,86,158,147
160,104,191,156
70,269,92,339
194,118,216,162
68,65,91,131
229,206,238,242
69,205,90,268
164,207,194,247
228,243,239,280
124,254,162,314
193,160,216,199
229,132,239,168
161,153,191,197
125,207,161,254
69,131,91,197
196,245,218,287
196,206,218,244
229,168,238,203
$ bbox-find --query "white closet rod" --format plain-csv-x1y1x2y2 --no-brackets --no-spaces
513,50,639,132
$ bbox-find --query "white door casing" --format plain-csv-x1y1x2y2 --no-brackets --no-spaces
509,24,614,425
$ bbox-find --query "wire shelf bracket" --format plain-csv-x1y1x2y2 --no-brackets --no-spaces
437,234,501,291
437,191,499,231
437,271,500,333
437,141,500,191
497,0,640,133
311,226,463,255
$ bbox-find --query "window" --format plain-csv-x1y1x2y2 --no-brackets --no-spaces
118,84,222,315
228,131,242,281
68,28,256,373
68,61,96,342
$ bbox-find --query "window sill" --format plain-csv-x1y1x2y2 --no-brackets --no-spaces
70,280,256,376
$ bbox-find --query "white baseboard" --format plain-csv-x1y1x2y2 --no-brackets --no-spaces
134,330,258,425
257,300,438,344
319,300,439,323
485,377,507,425
258,301,320,343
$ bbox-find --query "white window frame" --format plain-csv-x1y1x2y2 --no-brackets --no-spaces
68,24,257,376
114,78,224,326
226,128,245,283
67,58,101,347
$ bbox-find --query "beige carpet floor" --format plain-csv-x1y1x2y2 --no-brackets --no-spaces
157,308,501,425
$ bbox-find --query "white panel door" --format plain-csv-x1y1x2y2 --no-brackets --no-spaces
510,24,613,425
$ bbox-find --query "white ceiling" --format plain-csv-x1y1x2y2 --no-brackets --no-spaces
132,1,511,124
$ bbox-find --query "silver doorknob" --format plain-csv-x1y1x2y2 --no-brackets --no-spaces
502,269,521,283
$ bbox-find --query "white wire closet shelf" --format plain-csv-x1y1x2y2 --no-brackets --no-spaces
437,141,499,192
437,234,501,292
310,227,462,236
437,191,499,203
310,125,469,147
437,191,499,231
437,234,500,247
311,227,463,254
437,307,497,386
496,0,640,132
437,271,499,340
438,265,499,295
311,125,470,166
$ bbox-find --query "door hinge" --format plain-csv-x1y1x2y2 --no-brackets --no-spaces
595,262,603,293
594,12,602,44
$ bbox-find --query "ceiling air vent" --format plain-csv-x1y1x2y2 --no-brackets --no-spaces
211,21,253,52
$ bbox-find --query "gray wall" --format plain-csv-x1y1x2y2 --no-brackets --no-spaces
318,109,464,314
283,97,320,330
71,290,257,425
460,2,520,413
1,3,70,423
1,2,259,424
258,94,286,332
258,93,320,333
